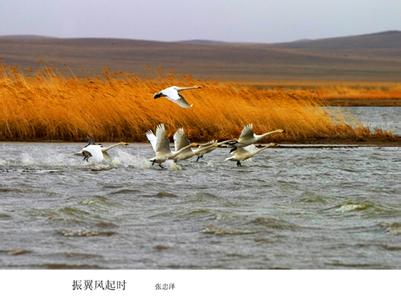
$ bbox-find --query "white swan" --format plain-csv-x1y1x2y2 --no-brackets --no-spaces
146,124,198,168
173,128,196,161
225,143,276,166
172,128,217,162
194,139,235,161
153,86,201,108
230,124,284,152
74,141,128,162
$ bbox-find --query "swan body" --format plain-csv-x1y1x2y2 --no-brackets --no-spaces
153,86,201,109
172,128,221,162
146,124,172,166
237,124,284,146
225,143,276,166
74,141,128,162
173,128,195,161
194,139,235,161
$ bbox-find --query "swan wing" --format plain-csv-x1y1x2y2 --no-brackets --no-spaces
239,124,254,139
82,145,104,162
174,94,192,109
173,128,191,151
146,130,157,153
194,141,217,155
102,142,128,152
235,146,251,155
243,144,257,153
155,124,171,154
163,87,192,109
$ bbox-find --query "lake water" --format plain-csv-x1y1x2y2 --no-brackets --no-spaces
1,107,401,269
330,106,401,135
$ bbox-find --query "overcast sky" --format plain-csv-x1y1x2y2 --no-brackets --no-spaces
1,0,400,43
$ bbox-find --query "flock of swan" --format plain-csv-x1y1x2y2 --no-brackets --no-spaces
74,86,284,167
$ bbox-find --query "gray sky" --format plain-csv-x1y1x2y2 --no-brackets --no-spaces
1,0,400,43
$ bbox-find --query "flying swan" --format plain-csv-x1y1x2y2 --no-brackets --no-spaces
230,124,284,152
153,86,201,109
172,128,219,162
225,143,276,166
145,124,199,168
74,140,128,162
194,139,235,161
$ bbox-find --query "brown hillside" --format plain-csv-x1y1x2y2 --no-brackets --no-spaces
0,31,401,81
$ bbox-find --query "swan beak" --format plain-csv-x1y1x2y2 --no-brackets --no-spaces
73,152,83,156
153,92,162,99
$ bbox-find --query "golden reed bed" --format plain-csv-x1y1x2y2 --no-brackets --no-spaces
0,66,397,143
250,81,401,106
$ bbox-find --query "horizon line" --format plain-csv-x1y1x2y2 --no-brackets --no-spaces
0,29,400,45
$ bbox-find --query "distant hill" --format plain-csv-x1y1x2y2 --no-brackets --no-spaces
1,31,401,81
0,34,55,40
276,31,401,50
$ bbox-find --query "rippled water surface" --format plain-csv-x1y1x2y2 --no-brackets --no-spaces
1,108,401,269
1,143,401,269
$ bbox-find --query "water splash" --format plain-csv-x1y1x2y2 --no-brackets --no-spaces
114,149,151,169
21,153,35,166
166,160,182,171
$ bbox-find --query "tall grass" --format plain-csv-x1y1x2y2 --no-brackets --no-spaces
318,84,401,100
250,81,401,101
0,65,394,142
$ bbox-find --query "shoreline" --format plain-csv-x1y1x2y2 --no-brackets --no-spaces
323,98,401,107
1,139,401,147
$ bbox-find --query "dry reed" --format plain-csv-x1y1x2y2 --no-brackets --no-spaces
0,65,395,142
318,84,401,101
